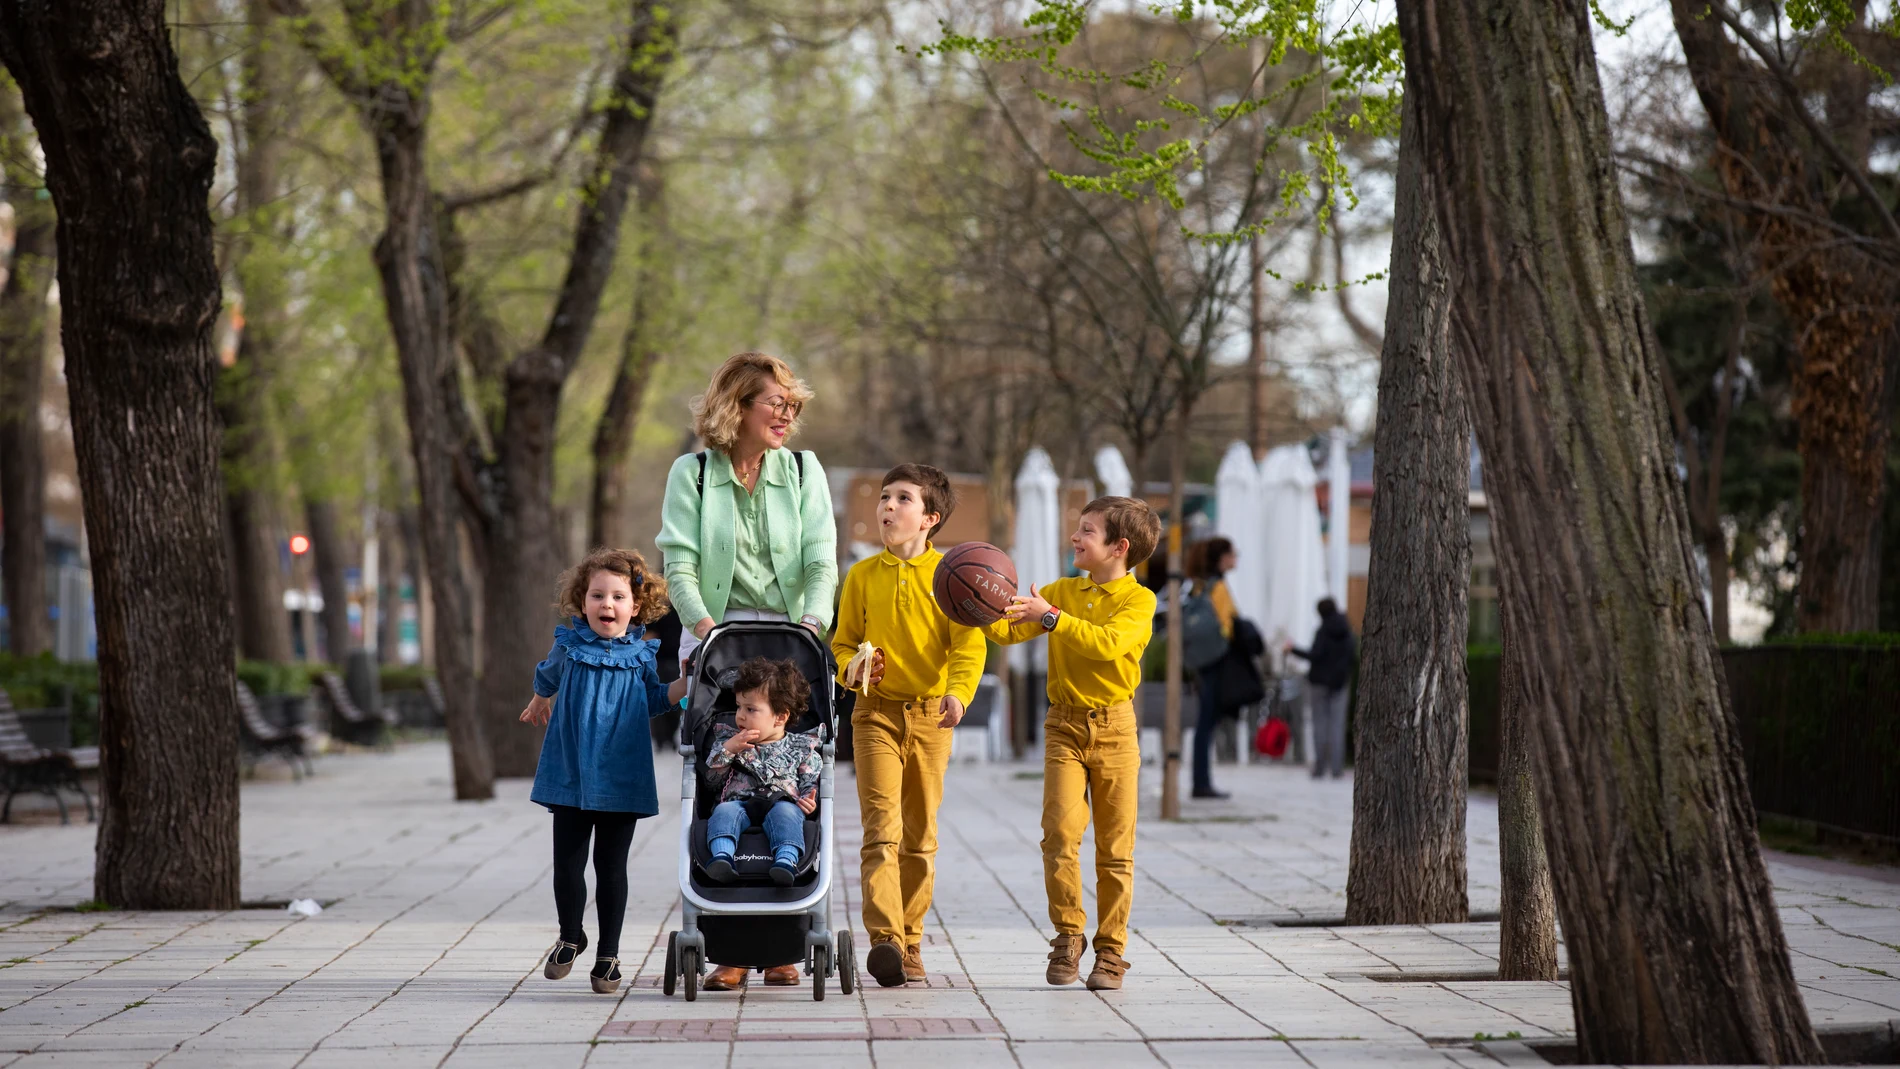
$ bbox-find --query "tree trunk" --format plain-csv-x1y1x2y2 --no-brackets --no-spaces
1496,637,1558,981
590,187,667,550
1343,90,1470,926
0,109,53,657
0,0,241,908
1667,0,1893,635
1247,239,1268,461
1797,453,1884,631
478,407,563,777
1706,526,1731,645
1160,398,1188,821
219,0,293,664
1394,0,1825,1059
463,0,670,777
306,497,353,663
371,119,493,799
223,485,291,661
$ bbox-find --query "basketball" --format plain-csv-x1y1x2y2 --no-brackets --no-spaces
933,542,1019,627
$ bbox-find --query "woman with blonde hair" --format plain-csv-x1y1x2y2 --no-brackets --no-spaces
658,351,838,674
657,351,836,989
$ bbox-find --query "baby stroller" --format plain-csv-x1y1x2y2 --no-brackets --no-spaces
662,620,859,1001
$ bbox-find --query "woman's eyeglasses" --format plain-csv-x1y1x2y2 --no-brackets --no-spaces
753,396,803,419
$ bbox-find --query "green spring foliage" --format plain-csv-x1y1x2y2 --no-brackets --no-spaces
914,0,1403,248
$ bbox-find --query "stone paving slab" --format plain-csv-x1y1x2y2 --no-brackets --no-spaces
2,741,1898,1067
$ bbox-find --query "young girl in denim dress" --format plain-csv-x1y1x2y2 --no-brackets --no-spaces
519,548,687,993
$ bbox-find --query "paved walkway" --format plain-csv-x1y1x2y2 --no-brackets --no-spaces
2,742,1896,1067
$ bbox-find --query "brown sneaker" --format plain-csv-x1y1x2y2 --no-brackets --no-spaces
1085,950,1129,991
1046,934,1085,985
902,944,926,983
866,940,906,987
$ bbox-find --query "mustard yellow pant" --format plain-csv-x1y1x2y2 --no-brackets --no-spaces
1043,700,1141,956
853,695,953,948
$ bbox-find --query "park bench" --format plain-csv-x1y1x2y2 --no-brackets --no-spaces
0,687,97,825
319,671,398,748
236,681,317,780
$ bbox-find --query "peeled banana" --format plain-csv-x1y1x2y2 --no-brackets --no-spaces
842,641,877,695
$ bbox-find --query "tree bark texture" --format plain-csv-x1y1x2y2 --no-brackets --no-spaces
1496,637,1558,981
0,92,53,656
466,0,671,777
370,120,493,798
306,497,352,663
589,295,664,550
273,0,495,798
0,0,241,908
219,0,293,664
1393,0,1825,1059
1160,397,1189,821
1344,89,1470,927
590,182,667,550
1669,0,1895,634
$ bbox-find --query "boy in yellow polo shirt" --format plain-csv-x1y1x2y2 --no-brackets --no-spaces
832,464,986,988
988,495,1160,991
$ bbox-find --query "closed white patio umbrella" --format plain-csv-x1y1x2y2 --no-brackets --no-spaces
1094,445,1134,500
1213,441,1266,625
1010,447,1064,675
1258,443,1329,659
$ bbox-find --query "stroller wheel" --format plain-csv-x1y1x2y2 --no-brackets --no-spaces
812,946,829,1001
663,932,679,997
682,946,700,1002
837,930,856,995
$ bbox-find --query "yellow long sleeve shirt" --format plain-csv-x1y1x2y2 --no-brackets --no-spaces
831,546,987,706
985,572,1157,709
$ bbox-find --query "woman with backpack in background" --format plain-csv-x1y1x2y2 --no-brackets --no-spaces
1183,538,1265,800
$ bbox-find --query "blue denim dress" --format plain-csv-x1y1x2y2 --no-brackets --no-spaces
528,619,673,816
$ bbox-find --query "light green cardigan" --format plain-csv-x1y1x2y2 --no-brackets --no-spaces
656,447,839,631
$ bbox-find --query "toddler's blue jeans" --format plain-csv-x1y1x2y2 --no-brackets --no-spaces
708,799,804,867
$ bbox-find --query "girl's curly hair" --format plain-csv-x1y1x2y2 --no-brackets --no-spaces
690,351,814,452
556,547,670,625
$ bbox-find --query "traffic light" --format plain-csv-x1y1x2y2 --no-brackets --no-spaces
289,534,311,556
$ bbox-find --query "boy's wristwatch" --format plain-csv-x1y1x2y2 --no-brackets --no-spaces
1040,608,1061,631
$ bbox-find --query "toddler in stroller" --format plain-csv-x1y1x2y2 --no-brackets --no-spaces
663,620,858,1001
703,659,822,887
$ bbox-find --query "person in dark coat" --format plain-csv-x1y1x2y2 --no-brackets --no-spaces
1187,538,1239,799
1285,597,1355,778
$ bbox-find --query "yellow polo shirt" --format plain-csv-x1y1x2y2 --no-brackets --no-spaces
832,545,986,706
986,572,1156,709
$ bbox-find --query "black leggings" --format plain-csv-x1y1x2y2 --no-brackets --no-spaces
550,806,640,959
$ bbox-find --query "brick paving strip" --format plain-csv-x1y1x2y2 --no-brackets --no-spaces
1,741,1896,1068
598,1017,1001,1041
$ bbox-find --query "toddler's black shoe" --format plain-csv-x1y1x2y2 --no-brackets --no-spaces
705,856,737,883
770,860,796,886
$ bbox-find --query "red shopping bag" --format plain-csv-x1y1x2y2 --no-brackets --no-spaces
1254,715,1290,758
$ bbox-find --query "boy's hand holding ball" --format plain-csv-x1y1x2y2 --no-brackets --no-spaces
1005,585,1054,625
